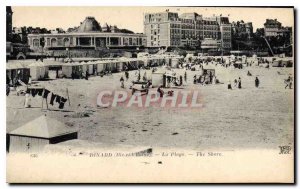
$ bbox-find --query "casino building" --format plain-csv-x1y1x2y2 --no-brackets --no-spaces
28,17,147,52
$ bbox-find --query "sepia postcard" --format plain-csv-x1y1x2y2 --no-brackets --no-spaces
6,6,294,183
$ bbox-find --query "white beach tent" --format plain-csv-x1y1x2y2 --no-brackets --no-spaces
8,115,78,153
152,69,167,87
28,62,49,80
96,60,105,73
87,61,95,75
61,62,82,78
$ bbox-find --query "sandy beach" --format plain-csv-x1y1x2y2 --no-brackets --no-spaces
6,64,294,152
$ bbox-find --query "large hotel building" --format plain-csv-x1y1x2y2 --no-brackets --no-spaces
144,11,232,51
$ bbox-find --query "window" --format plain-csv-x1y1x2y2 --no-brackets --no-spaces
63,38,70,47
33,39,39,47
50,38,57,47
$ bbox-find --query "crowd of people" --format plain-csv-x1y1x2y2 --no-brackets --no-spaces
7,55,294,106
228,77,242,90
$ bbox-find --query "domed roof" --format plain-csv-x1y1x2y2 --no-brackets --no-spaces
77,17,101,33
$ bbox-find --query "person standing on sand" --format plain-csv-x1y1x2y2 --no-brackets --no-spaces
24,89,31,108
238,77,242,89
234,79,238,87
85,70,89,80
255,77,260,88
71,72,75,80
289,77,293,89
179,75,183,86
285,76,293,89
120,76,125,88
125,71,129,81
209,71,213,83
28,76,32,86
157,85,164,97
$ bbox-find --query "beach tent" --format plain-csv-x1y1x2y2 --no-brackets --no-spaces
230,55,236,62
152,70,166,87
28,62,49,81
61,62,83,78
7,115,77,153
6,62,30,84
87,61,94,75
96,61,105,73
110,61,117,72
61,64,73,78
272,59,282,67
241,55,247,63
116,62,123,72
171,58,179,68
81,63,88,74
163,72,179,88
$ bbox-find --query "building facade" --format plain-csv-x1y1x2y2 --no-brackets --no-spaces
144,11,181,47
28,17,146,52
264,19,283,37
215,16,232,50
144,11,231,50
232,21,253,38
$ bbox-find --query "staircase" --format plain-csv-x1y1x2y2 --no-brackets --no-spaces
263,37,275,56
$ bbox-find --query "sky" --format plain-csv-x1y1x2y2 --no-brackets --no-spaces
11,7,294,33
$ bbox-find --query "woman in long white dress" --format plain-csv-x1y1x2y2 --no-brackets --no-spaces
24,90,31,108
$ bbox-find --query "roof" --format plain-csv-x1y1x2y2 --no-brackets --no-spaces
28,62,46,67
77,17,102,33
28,32,146,38
6,62,29,70
9,115,76,138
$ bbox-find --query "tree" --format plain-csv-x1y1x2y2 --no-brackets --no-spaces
119,29,134,34
11,34,22,43
255,28,265,38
